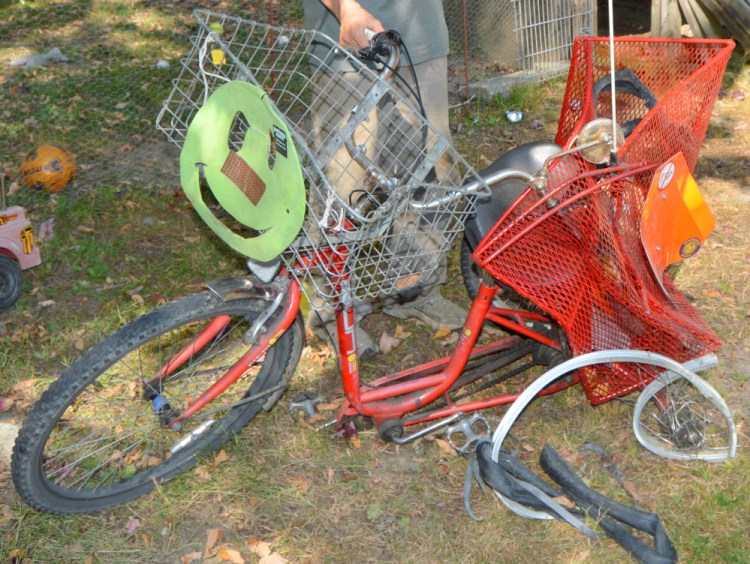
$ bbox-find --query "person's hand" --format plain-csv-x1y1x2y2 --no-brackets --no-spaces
334,0,384,49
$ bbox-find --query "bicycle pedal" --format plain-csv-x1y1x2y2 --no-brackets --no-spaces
445,413,491,455
289,391,325,420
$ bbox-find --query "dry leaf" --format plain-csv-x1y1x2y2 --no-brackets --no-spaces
434,437,459,457
552,495,576,509
287,475,311,493
433,328,451,340
350,437,362,448
0,504,14,525
378,331,400,354
247,539,272,558
181,551,203,564
217,546,246,564
131,293,145,305
316,398,343,411
126,519,140,534
76,225,95,233
214,449,229,465
203,528,223,559
0,397,14,412
394,324,411,339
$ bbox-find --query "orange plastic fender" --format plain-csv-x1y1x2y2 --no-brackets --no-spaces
641,152,715,294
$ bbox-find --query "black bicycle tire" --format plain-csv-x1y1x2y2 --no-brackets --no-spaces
0,254,23,311
459,235,481,299
12,290,303,514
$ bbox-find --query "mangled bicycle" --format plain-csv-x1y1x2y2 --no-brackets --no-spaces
11,9,737,560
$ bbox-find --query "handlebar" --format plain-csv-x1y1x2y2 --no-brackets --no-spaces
357,30,401,79
409,169,534,211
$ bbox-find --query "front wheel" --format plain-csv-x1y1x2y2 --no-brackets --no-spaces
12,290,303,514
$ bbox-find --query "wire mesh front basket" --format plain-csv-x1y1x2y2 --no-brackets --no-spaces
157,10,488,310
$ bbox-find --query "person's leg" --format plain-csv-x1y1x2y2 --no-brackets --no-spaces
381,56,467,330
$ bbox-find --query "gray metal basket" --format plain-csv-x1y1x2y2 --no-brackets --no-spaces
157,9,489,310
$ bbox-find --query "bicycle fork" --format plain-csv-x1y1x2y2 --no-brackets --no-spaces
144,279,302,429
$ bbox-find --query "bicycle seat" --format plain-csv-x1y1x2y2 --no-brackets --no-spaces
464,141,561,249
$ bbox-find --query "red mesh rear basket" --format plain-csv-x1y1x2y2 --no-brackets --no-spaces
474,38,732,404
557,37,734,170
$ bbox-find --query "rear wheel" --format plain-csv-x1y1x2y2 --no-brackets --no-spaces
12,291,303,514
459,235,482,299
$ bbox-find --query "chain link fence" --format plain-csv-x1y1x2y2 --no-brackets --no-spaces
1,0,591,191
443,0,595,99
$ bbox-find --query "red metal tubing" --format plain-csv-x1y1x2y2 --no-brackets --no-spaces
171,282,301,425
151,315,232,385
339,282,499,418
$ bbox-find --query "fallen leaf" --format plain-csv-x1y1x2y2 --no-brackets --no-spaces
247,539,272,558
203,529,223,559
126,519,140,534
181,551,203,564
434,437,459,457
126,285,145,296
394,324,411,339
552,495,576,509
433,328,451,340
316,398,343,411
0,397,14,412
37,218,55,241
566,549,590,563
286,475,311,493
214,449,229,465
217,546,245,564
378,331,401,354
76,225,95,233
0,504,14,525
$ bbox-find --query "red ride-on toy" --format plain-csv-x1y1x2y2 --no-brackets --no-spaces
0,178,41,311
